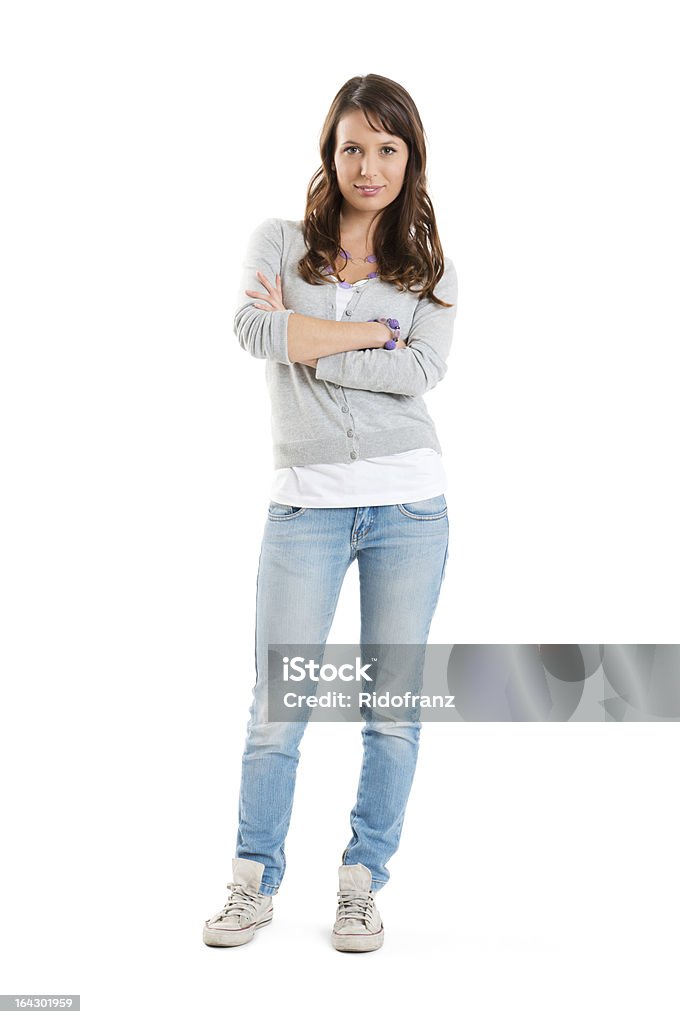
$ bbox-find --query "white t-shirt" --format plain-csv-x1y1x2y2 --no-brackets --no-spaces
269,275,447,508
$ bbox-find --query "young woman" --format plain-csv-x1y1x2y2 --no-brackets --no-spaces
203,74,457,953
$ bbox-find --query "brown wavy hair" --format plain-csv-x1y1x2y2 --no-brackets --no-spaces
297,74,453,308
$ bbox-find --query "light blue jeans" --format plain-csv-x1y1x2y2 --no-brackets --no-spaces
235,494,450,895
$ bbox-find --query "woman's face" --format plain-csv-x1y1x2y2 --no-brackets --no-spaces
333,108,409,222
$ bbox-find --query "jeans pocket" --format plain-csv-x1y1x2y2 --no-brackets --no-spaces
396,493,448,520
267,500,307,520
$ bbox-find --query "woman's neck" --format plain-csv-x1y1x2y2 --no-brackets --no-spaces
339,208,381,254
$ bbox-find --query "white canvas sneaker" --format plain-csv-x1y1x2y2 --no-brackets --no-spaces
332,862,384,952
203,858,274,947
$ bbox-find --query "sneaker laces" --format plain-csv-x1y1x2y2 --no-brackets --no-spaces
336,888,375,925
216,883,264,921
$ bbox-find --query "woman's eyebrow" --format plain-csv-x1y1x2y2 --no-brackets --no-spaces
340,139,401,146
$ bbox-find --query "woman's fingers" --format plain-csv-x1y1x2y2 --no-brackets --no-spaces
256,271,284,292
256,270,276,291
246,270,283,310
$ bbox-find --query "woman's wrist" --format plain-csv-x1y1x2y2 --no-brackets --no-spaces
353,321,393,350
367,320,396,347
351,320,401,353
371,317,400,349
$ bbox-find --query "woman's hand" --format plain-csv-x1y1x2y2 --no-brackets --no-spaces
245,269,317,366
245,270,288,311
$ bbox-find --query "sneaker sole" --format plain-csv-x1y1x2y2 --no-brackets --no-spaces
203,908,274,947
332,926,384,953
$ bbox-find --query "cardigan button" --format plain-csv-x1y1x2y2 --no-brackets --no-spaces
345,310,352,317
350,451,357,459
341,405,348,413
347,429,354,437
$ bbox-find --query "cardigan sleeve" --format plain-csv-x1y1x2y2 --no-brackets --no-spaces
313,258,458,396
233,217,295,365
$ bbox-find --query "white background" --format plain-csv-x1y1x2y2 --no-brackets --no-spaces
1,0,678,1021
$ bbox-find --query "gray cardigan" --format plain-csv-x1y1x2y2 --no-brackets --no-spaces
234,217,458,470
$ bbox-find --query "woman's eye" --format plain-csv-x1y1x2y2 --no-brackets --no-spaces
343,146,397,155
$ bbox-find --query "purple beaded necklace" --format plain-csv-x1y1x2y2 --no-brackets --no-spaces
324,249,379,289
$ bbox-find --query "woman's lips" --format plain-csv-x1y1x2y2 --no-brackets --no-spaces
355,186,384,196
